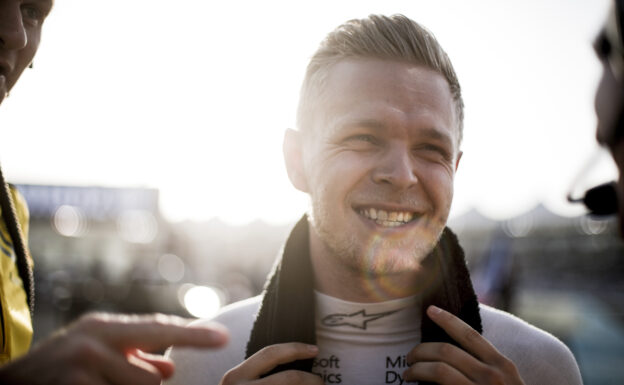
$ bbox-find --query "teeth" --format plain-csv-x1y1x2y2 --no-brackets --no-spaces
359,208,416,227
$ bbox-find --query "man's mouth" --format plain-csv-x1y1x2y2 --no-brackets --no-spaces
358,207,416,227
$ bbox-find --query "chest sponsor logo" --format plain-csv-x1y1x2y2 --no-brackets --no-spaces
321,309,400,329
313,355,342,383
386,355,409,384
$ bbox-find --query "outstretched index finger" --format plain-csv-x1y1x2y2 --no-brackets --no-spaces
74,313,229,353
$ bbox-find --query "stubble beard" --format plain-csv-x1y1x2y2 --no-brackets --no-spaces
308,199,444,277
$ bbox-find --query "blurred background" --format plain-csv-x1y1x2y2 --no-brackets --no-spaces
0,0,622,383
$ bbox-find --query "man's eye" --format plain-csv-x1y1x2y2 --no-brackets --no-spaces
21,5,46,24
348,135,377,144
415,144,451,160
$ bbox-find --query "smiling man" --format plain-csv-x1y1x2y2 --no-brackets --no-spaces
166,14,581,385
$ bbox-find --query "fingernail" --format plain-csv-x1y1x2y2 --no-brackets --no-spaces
428,305,442,315
307,345,318,353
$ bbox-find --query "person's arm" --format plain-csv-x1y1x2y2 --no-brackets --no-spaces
0,313,228,385
404,305,525,385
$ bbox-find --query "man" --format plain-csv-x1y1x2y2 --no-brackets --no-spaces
568,0,624,229
0,1,228,383
166,14,582,385
594,0,624,234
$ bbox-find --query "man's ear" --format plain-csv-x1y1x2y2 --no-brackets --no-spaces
455,150,463,171
283,128,309,193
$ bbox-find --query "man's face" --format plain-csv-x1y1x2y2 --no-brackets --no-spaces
297,58,461,275
595,31,624,236
0,0,52,104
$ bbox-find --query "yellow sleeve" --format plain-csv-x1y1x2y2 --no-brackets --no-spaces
0,186,33,363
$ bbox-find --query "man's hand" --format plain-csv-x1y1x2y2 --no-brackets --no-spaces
0,312,229,385
404,305,526,385
220,342,323,385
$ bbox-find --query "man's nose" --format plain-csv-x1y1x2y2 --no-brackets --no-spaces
371,146,418,189
0,4,27,50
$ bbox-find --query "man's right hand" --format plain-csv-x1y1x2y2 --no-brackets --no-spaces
0,312,229,385
219,342,323,385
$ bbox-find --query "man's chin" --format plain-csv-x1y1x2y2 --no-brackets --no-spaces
361,241,433,273
0,77,6,105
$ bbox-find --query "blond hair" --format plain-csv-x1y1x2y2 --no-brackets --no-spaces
297,14,464,143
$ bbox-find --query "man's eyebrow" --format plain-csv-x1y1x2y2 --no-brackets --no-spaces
332,118,456,146
342,119,454,143
33,0,54,14
326,118,384,137
337,118,387,133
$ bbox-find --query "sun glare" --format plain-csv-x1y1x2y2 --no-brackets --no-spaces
181,285,223,319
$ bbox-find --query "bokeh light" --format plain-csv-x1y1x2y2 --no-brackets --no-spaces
181,285,223,319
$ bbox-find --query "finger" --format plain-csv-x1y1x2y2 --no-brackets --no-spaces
74,313,229,353
426,305,500,364
406,342,490,382
254,369,325,385
122,354,164,385
130,349,175,379
223,343,318,382
68,336,163,385
403,361,473,385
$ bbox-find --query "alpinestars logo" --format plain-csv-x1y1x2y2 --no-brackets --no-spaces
322,309,400,329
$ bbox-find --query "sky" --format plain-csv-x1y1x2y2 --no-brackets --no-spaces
0,0,616,225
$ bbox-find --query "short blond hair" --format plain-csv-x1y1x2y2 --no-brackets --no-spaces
297,14,464,143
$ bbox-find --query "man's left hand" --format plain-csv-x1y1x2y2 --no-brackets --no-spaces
403,305,526,385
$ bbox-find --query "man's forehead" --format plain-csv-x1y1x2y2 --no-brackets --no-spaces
326,58,446,88
321,60,458,129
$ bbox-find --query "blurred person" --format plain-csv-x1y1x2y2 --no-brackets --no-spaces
593,0,624,235
0,0,228,383
166,14,581,385
570,0,624,233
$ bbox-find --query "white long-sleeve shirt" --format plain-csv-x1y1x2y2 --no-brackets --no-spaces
165,293,582,385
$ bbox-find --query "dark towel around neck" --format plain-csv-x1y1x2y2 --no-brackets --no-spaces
246,216,482,383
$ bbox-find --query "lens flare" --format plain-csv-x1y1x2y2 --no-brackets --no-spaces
182,285,222,319
357,224,443,300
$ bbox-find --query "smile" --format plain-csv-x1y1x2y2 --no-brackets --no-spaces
358,207,416,227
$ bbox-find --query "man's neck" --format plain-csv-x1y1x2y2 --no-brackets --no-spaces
309,231,423,303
